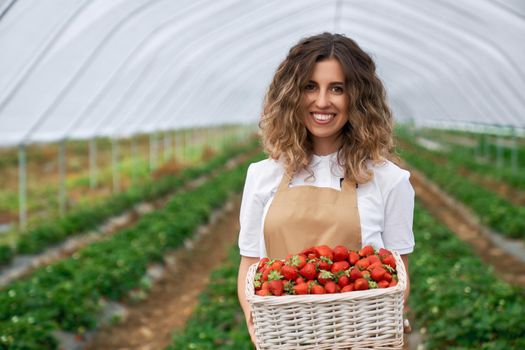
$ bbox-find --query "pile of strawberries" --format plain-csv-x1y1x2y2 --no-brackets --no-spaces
253,245,398,296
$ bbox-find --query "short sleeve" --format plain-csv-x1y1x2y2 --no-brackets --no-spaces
238,163,263,257
381,173,415,254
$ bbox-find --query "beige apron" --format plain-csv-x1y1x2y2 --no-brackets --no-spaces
264,171,362,260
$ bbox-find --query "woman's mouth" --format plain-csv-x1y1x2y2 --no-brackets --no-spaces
311,112,336,125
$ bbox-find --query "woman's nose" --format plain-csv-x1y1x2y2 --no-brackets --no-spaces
315,90,330,108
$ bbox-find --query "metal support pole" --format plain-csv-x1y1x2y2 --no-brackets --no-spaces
18,143,27,230
511,131,518,172
496,135,503,168
112,137,120,192
58,139,67,217
89,137,97,189
149,132,157,171
131,136,138,185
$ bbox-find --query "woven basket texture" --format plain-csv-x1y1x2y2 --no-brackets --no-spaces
246,251,407,350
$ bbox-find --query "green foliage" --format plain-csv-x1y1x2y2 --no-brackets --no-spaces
0,151,264,349
410,202,525,349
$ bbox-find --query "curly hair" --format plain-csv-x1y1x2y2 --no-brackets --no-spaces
259,32,394,184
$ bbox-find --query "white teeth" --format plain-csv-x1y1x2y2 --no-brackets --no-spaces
313,113,335,121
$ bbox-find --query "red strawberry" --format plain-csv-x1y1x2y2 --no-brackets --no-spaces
378,248,392,258
341,284,354,293
367,255,381,264
295,277,305,284
293,282,309,295
359,245,375,257
349,268,363,281
268,280,284,296
382,255,396,269
258,257,270,271
332,245,349,262
317,256,333,271
331,261,350,274
256,289,271,296
285,254,307,269
307,253,318,261
315,245,334,261
337,275,350,288
354,278,369,290
269,260,284,271
317,270,334,285
311,284,326,294
383,272,392,282
361,270,371,279
261,281,270,291
367,261,384,272
299,262,317,280
370,267,387,282
280,265,298,281
378,280,390,288
348,251,360,265
355,258,370,270
300,246,316,256
324,281,340,294
389,279,398,287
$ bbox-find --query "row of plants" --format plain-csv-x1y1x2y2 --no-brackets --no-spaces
0,151,265,349
396,133,525,239
166,202,525,350
399,127,525,190
409,202,525,349
0,138,259,265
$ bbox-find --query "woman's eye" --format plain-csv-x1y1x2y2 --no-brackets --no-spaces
304,83,316,91
331,86,344,94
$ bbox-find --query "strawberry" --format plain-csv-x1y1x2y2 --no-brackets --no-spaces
280,265,298,281
256,289,271,296
267,269,283,281
332,245,349,262
317,270,334,285
370,267,387,282
382,255,396,269
299,262,317,280
300,246,316,257
367,255,381,264
317,256,333,271
307,253,318,261
293,282,309,295
269,260,284,271
315,245,334,261
324,281,340,294
295,277,305,284
258,257,270,271
378,248,392,258
261,281,270,291
348,251,360,265
331,261,350,274
354,278,369,290
359,245,375,257
361,270,371,279
268,280,284,296
367,261,384,272
253,272,263,290
337,275,350,288
383,272,392,282
355,258,370,270
311,284,326,294
285,254,307,269
349,268,363,281
341,284,354,293
389,279,398,287
377,280,390,288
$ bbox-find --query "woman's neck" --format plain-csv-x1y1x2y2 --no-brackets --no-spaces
312,135,342,156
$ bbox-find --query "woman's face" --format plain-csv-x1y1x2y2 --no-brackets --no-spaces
302,57,349,152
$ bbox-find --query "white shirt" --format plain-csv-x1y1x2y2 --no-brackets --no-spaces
238,151,415,258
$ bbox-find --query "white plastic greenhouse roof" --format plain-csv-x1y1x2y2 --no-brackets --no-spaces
0,0,524,146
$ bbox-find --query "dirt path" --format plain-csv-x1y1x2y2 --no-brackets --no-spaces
85,195,242,350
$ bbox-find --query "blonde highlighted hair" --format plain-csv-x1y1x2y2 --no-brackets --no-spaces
259,32,394,184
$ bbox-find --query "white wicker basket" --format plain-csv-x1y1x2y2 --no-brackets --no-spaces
246,251,406,350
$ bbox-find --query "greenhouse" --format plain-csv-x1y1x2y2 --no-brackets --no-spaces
0,0,524,349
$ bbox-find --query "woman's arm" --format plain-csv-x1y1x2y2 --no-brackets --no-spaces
401,254,412,333
237,255,260,344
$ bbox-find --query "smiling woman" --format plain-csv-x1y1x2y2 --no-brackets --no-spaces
237,32,415,346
